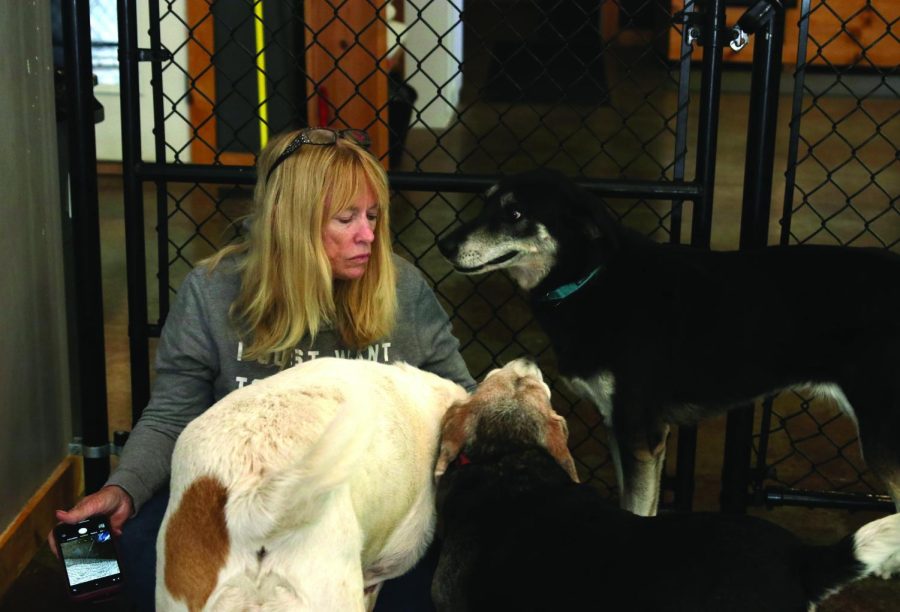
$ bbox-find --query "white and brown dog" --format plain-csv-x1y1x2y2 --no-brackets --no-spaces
155,357,468,612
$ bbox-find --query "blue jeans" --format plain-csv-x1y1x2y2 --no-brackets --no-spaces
117,490,169,611
117,489,437,611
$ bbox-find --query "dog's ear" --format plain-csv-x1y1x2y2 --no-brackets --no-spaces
559,180,620,249
434,401,476,480
545,413,579,483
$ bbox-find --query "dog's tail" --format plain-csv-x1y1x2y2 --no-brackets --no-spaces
802,512,900,605
227,399,376,540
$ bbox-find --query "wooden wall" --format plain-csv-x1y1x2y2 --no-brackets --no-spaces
668,0,899,66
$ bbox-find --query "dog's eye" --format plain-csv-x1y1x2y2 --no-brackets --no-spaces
507,209,522,222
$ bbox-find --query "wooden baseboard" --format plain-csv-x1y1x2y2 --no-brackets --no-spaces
97,161,123,176
0,456,83,599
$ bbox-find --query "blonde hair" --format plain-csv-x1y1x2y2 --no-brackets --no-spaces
203,129,397,364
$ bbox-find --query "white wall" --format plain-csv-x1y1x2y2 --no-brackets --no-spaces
0,2,72,529
402,0,464,129
94,0,191,162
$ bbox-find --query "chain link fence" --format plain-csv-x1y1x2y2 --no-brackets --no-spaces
133,0,697,498
750,0,899,507
119,0,898,507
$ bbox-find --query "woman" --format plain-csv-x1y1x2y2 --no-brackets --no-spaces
53,127,475,610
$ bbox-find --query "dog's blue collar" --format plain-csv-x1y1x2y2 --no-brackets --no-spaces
540,267,602,302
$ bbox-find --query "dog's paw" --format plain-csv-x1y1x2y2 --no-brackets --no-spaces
872,550,900,579
855,514,900,580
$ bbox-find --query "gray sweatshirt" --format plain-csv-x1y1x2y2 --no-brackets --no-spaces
107,254,474,512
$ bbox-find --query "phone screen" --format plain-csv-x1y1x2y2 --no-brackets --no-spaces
56,519,122,597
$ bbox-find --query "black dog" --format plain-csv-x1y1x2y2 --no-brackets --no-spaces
432,359,900,612
438,169,900,515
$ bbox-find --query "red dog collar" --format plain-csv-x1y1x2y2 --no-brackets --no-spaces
454,452,472,467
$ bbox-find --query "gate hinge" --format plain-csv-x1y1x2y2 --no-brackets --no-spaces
673,5,773,51
136,47,173,62
672,9,705,46
731,0,784,52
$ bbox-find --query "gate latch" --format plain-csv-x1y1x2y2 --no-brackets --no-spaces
136,47,173,63
69,431,130,458
730,0,784,53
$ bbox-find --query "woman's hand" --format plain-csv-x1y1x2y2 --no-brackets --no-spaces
48,485,134,557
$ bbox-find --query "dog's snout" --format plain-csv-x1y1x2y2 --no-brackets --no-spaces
506,358,542,381
437,232,459,259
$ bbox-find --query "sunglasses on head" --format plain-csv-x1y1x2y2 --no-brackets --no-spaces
265,128,371,182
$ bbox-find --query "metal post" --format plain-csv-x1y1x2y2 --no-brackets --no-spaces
720,0,785,515
147,1,171,322
670,0,699,512
752,395,775,503
61,0,111,492
117,0,152,423
739,1,784,251
690,0,727,250
779,0,812,245
670,0,729,513
670,0,696,246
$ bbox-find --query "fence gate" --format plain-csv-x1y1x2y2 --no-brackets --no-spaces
106,0,898,512
744,0,899,512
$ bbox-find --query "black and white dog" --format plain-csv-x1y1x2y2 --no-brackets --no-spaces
432,358,900,612
438,169,900,516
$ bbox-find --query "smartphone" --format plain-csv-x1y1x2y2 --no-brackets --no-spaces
53,516,123,601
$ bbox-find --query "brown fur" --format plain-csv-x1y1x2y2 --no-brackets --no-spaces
164,477,230,611
435,359,579,483
545,417,578,482
434,402,476,478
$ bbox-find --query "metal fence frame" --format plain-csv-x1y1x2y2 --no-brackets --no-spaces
750,0,897,512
